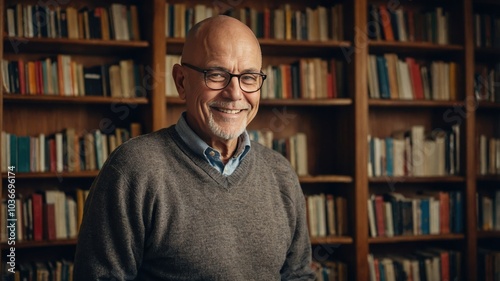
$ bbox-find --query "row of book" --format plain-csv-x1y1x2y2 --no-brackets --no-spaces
2,259,74,281
477,191,500,231
165,3,344,41
368,54,458,101
261,59,345,100
478,248,500,281
368,125,461,177
368,250,462,281
474,63,500,103
368,191,464,238
1,125,139,173
474,13,500,48
478,135,500,176
311,260,347,281
5,3,140,41
248,130,308,176
0,189,89,242
305,194,348,238
2,57,145,98
368,5,450,44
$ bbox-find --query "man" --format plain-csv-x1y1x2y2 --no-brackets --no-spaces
74,15,314,280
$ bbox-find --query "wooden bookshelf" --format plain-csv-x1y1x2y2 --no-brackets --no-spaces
0,0,496,279
368,233,465,244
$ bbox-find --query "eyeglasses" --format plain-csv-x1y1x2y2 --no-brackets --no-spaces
182,63,266,93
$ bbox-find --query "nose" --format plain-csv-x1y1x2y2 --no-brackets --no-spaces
222,76,243,100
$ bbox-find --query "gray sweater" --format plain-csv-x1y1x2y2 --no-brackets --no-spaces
74,126,314,281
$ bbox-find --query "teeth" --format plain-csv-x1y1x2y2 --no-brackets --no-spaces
218,108,242,114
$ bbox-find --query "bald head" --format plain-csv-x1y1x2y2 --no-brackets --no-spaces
181,15,262,67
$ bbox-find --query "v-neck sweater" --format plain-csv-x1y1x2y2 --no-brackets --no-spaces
74,126,314,281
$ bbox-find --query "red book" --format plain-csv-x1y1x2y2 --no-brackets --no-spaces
35,61,44,95
49,138,56,172
326,73,334,99
17,60,26,94
379,5,394,41
439,192,450,234
374,195,386,237
440,250,450,281
264,8,271,39
406,58,424,100
31,193,43,241
43,204,56,240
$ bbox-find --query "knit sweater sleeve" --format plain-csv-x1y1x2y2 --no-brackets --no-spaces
280,180,316,281
73,145,152,280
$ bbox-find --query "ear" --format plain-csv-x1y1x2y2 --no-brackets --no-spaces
172,64,186,100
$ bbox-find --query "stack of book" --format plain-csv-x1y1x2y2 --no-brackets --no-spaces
311,260,347,281
306,193,348,238
368,5,450,44
1,124,140,173
474,63,500,102
5,3,140,40
367,54,458,101
474,13,500,48
261,59,345,99
367,191,464,238
2,260,75,281
477,191,500,231
2,57,145,98
368,125,461,177
477,248,500,281
478,135,500,176
165,3,344,41
368,250,462,281
0,188,89,243
248,130,308,176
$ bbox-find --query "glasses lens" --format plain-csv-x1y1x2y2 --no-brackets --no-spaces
205,70,229,90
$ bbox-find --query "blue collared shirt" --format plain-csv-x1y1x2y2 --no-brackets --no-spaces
175,112,251,176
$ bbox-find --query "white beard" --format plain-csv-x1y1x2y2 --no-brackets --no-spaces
208,112,247,140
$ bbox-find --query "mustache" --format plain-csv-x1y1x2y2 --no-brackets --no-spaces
208,101,251,110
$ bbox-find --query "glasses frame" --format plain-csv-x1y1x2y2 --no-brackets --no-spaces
182,63,267,93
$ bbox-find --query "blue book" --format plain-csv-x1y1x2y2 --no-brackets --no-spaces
379,260,386,281
454,191,464,233
17,136,30,173
420,198,430,235
376,56,391,99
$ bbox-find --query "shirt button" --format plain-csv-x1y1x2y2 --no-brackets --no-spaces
209,151,216,157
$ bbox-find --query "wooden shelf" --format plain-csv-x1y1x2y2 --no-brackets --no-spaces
3,37,149,55
310,236,353,245
477,101,500,109
166,97,352,107
166,37,352,56
369,99,465,108
369,233,465,244
369,176,465,183
477,175,500,182
477,231,500,239
369,41,464,54
2,171,99,179
1,238,77,249
299,175,353,183
4,94,148,105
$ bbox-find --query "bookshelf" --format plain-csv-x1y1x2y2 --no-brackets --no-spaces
0,0,498,280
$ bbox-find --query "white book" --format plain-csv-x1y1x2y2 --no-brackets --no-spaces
411,126,425,176
6,9,16,36
384,202,394,237
295,133,308,176
395,9,407,42
307,195,318,237
317,193,326,236
194,4,206,25
368,254,377,281
393,138,405,176
67,197,78,238
495,191,500,230
273,9,285,40
318,6,328,41
430,199,440,234
16,198,23,241
55,133,63,173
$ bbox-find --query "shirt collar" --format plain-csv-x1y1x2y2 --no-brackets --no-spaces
175,112,251,161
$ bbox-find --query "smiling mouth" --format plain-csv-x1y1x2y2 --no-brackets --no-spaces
213,107,246,114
